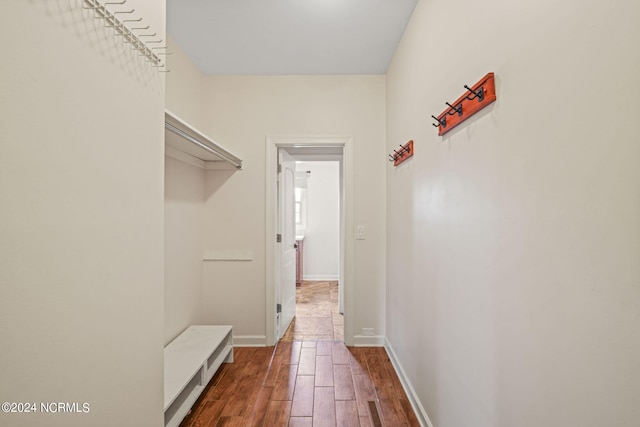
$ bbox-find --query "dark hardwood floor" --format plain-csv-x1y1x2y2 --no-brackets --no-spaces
180,281,420,427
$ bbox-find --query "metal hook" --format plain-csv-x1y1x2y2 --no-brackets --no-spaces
113,9,134,16
102,0,126,16
445,102,463,116
105,9,134,27
431,115,446,128
151,46,173,55
82,0,99,10
137,44,161,59
104,0,126,6
124,27,150,45
464,85,484,102
115,18,142,36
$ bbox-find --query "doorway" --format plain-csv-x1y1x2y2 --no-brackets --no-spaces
265,136,354,346
281,158,342,341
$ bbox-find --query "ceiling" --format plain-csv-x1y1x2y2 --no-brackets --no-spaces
166,0,418,75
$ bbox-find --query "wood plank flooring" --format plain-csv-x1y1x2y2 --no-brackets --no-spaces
180,281,420,427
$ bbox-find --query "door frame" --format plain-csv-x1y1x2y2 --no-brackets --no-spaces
276,148,297,340
265,135,354,346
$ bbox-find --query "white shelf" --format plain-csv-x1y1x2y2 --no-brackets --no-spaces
164,325,233,427
164,110,242,170
203,249,254,261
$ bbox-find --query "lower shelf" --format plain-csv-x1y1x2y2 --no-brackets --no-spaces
164,375,205,427
164,325,233,427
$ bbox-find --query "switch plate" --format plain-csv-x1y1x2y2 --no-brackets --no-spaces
356,226,365,240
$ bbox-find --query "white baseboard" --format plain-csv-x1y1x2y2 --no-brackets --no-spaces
232,335,267,347
303,275,340,281
384,338,433,427
352,335,385,347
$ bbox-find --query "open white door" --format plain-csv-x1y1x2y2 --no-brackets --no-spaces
277,149,297,339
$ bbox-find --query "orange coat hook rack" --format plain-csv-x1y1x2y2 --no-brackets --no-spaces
431,72,497,136
389,140,414,166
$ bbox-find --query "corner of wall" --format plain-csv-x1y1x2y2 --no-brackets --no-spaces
384,338,433,427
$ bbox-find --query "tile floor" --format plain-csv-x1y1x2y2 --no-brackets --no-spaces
281,281,343,342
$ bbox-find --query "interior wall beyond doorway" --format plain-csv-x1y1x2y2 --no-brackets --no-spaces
296,161,340,281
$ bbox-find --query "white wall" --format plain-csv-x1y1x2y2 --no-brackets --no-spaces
164,157,205,344
166,36,206,130
199,76,386,345
385,1,640,426
297,161,340,281
0,1,165,426
164,36,210,344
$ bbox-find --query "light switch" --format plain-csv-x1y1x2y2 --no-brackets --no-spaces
356,225,365,240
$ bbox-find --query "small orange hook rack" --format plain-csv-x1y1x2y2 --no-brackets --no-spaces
431,72,497,136
388,140,414,166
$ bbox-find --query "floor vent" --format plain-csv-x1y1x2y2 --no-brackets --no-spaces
368,400,384,427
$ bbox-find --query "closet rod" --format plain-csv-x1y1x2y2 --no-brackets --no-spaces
164,122,242,169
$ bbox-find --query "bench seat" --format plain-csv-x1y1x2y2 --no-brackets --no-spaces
164,325,233,427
